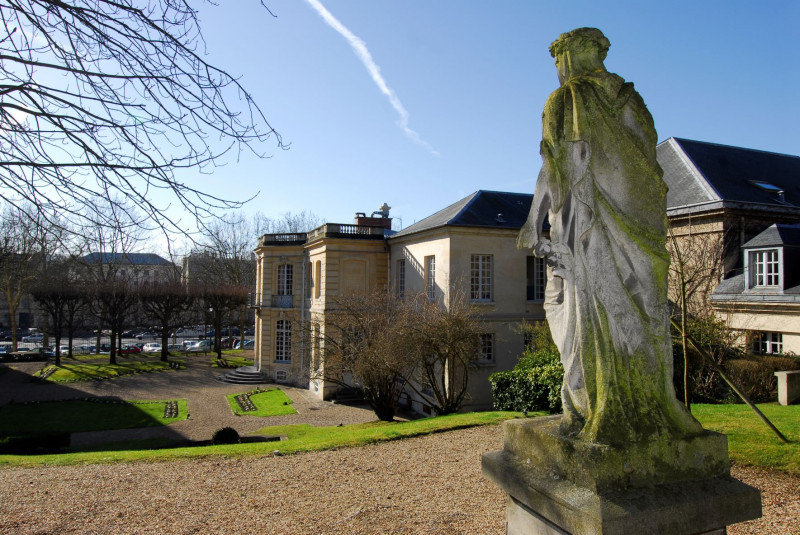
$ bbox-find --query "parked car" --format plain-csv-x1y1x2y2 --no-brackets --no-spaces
233,340,254,349
187,340,212,352
142,342,162,353
118,345,141,354
22,333,44,342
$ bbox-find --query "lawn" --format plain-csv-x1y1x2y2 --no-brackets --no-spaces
0,411,526,467
0,398,188,435
33,359,184,382
226,388,297,416
692,403,800,475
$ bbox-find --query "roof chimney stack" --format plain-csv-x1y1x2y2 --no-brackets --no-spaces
355,203,392,229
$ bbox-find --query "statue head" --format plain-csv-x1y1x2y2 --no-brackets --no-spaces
549,28,610,84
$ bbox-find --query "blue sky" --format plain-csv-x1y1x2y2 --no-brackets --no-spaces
182,0,799,232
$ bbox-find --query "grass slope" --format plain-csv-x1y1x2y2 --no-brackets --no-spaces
0,398,188,435
34,360,183,383
226,388,297,417
0,411,526,467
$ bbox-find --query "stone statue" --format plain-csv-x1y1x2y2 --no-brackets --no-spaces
519,27,702,445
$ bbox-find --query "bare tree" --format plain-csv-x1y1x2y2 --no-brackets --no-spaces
139,275,193,362
667,225,727,407
30,255,88,365
400,291,482,415
0,1,284,238
311,290,415,422
0,204,52,350
199,283,249,358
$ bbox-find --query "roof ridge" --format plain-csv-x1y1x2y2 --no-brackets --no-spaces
671,137,800,160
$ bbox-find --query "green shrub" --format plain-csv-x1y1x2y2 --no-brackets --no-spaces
211,427,240,445
489,321,563,414
725,355,800,403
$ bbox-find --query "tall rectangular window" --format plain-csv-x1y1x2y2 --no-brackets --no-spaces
277,264,293,295
749,249,780,288
425,255,436,301
526,256,546,301
314,260,321,299
470,254,493,301
396,259,406,298
275,320,292,361
479,333,494,362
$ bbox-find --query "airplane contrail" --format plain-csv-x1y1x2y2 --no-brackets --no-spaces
304,0,439,156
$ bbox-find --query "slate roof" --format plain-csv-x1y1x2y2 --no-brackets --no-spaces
391,190,534,238
658,137,800,211
711,273,800,300
742,223,800,249
80,252,173,266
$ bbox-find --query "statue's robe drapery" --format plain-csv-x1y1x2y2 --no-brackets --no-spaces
519,71,702,445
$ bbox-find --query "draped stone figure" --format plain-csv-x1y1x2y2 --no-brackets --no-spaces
519,27,702,445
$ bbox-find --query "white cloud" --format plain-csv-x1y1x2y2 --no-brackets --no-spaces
304,0,439,156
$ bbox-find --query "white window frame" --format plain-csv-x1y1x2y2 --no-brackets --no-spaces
752,331,783,355
277,264,293,296
275,370,288,382
470,254,493,302
425,255,436,301
746,247,782,290
275,319,292,362
397,259,406,298
479,333,494,363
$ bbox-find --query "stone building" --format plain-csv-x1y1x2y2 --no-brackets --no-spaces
660,137,800,354
251,193,546,412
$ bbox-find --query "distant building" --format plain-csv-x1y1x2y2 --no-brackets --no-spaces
77,252,175,285
252,193,545,412
660,137,800,354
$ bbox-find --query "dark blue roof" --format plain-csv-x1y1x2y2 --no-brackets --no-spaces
391,190,533,238
659,138,800,209
81,252,172,266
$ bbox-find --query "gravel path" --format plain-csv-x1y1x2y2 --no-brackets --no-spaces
0,425,797,534
1,359,797,534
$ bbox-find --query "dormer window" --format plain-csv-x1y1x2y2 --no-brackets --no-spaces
746,248,782,289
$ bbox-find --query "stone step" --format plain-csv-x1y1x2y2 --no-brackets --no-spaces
215,365,269,385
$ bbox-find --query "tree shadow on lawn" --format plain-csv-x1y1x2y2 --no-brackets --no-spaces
0,365,187,453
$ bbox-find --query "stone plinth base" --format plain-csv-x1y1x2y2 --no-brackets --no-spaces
482,416,761,534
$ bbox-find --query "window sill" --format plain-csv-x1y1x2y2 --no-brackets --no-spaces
470,300,495,306
476,360,496,367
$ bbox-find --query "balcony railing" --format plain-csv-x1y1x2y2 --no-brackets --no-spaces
258,233,308,247
248,293,295,309
271,295,294,308
307,223,386,242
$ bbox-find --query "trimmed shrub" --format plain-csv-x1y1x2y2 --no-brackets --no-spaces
490,321,563,414
211,426,240,445
725,355,800,402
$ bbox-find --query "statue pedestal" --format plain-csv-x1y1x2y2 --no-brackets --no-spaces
482,416,761,535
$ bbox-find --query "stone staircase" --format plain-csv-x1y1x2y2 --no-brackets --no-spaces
215,365,269,385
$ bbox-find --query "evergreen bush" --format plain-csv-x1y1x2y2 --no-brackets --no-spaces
489,321,563,414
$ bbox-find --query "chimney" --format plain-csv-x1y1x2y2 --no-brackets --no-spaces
355,203,392,229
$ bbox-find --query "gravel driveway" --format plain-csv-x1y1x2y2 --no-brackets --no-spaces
0,359,797,534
